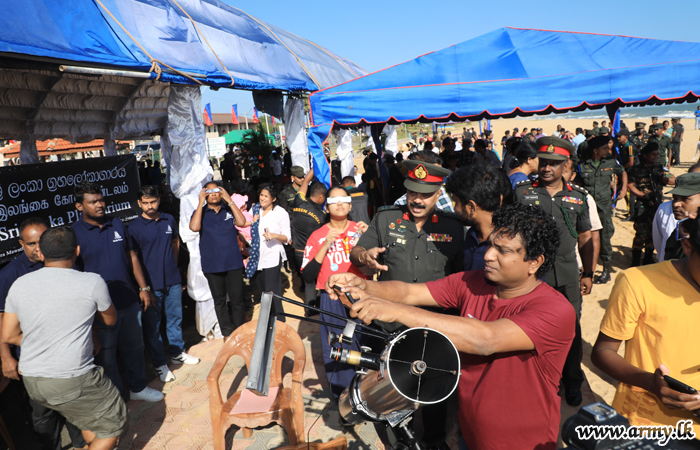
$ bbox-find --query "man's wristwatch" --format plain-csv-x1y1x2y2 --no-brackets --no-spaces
139,286,151,292
581,272,594,278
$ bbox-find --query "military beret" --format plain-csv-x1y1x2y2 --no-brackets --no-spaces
403,160,451,194
535,136,575,161
290,166,305,178
640,142,659,155
589,135,612,150
669,172,700,197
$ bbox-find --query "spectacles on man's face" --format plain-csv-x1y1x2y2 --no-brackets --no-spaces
676,218,691,241
205,188,222,194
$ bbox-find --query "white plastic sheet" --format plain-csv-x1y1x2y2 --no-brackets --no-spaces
166,85,216,338
284,96,309,172
363,126,376,153
103,137,117,156
384,124,398,156
336,129,354,177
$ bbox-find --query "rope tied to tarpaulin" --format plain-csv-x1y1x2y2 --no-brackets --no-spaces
170,0,236,87
93,0,204,85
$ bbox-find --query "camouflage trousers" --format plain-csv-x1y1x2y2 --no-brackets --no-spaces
633,218,654,250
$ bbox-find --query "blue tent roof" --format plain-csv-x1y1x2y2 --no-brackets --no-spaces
307,27,700,186
0,0,365,91
309,27,700,126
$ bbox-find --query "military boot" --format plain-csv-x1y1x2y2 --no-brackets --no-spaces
643,249,656,265
631,249,642,267
594,262,611,284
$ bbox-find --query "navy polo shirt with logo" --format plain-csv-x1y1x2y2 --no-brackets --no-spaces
195,204,243,274
0,252,43,312
128,212,182,291
72,216,138,310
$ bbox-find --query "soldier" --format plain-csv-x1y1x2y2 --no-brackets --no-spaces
576,129,595,162
592,121,600,136
647,124,673,170
279,166,306,214
514,136,594,407
651,116,659,128
577,135,627,284
670,117,684,166
350,159,464,450
598,126,610,136
630,122,648,164
627,142,676,266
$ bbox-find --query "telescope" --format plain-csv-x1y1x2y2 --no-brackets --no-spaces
247,292,461,450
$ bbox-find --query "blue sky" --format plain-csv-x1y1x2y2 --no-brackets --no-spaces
203,0,700,115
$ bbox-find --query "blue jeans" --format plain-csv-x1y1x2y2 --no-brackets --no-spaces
696,117,700,130
95,301,147,393
143,284,185,365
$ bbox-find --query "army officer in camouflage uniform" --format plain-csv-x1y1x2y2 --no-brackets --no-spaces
577,135,627,284
627,142,675,266
514,136,594,407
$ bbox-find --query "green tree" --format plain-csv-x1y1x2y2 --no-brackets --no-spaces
239,124,274,177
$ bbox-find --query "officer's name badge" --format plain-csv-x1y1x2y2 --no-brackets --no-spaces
427,233,452,242
562,196,583,205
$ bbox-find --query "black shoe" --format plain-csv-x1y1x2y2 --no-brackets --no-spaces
594,263,611,284
565,387,582,406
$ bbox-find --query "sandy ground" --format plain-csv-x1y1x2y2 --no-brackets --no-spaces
352,117,699,444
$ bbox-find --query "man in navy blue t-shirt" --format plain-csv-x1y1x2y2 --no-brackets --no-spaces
130,186,200,383
72,182,163,402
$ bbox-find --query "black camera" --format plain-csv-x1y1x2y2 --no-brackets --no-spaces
562,402,700,450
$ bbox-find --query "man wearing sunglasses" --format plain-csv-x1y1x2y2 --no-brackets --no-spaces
592,215,700,437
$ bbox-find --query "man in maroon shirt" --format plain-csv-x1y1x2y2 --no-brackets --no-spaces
328,203,575,450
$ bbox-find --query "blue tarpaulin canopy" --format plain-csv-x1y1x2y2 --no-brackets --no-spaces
0,0,365,91
307,27,700,185
0,0,365,141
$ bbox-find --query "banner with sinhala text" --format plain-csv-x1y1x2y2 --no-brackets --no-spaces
0,155,140,264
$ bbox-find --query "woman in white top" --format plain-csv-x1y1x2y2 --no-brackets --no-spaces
251,184,290,315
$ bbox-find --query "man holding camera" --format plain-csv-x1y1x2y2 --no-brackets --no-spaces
626,142,675,266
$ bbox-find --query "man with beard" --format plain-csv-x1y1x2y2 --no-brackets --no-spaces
662,172,700,261
444,164,507,270
349,159,463,450
72,182,163,402
515,136,594,407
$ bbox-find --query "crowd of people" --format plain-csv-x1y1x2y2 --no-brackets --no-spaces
0,117,698,449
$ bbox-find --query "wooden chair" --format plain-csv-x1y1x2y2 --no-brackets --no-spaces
0,371,17,450
276,436,347,450
208,320,306,449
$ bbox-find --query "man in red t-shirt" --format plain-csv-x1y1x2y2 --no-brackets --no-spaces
327,203,575,450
